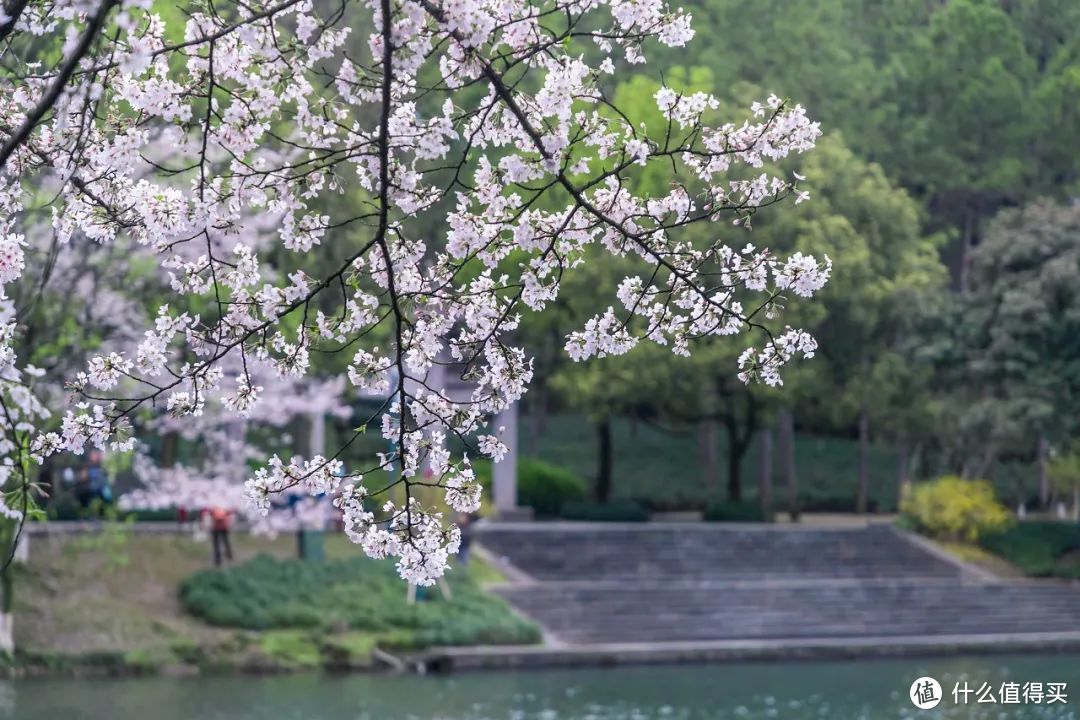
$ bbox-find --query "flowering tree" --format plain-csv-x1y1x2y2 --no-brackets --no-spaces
1,0,829,584
121,373,351,535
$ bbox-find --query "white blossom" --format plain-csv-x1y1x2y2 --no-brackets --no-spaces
0,0,829,583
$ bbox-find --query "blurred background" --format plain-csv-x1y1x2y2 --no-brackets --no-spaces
8,1,1080,718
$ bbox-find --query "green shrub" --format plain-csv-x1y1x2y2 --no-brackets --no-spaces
517,459,587,516
893,513,918,532
641,495,707,513
900,476,1011,542
180,554,540,648
980,521,1080,578
46,492,82,521
704,501,766,523
46,494,173,522
120,508,180,522
559,499,649,522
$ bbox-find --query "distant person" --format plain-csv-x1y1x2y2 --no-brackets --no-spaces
209,506,234,567
74,466,94,509
81,449,112,511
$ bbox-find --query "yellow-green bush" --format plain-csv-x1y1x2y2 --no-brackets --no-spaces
900,476,1011,542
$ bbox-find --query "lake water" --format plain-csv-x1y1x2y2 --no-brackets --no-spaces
3,654,1078,720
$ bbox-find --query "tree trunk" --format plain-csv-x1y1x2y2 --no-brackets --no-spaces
856,406,870,514
595,416,613,503
896,440,910,510
963,442,993,481
1037,433,1049,510
0,569,11,654
0,529,13,654
727,426,743,502
957,205,976,293
779,408,799,521
974,444,996,482
758,428,773,520
161,431,179,468
528,386,549,456
722,391,757,503
697,419,720,489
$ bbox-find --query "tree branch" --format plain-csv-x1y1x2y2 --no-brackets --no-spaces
0,0,118,170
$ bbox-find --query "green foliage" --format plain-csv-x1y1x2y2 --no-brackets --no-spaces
257,630,323,669
45,491,83,521
641,495,706,513
942,201,1080,459
180,555,540,648
980,521,1080,579
778,134,946,421
46,495,173,523
320,631,378,668
889,0,1033,196
901,476,1011,542
517,458,588,516
525,414,905,509
1048,446,1080,500
704,501,766,523
120,508,180,522
121,646,182,672
558,500,649,522
505,0,1080,501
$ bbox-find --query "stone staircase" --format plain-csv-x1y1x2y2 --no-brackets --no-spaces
476,523,1080,646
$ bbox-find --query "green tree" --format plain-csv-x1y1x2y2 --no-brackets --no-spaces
944,200,1080,502
778,136,946,511
884,0,1034,291
1048,444,1080,520
520,67,720,501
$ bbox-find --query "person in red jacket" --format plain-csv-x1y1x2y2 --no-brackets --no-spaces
209,506,233,567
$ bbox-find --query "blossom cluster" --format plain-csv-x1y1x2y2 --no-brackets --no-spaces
120,373,351,535
0,169,49,523
1,0,829,581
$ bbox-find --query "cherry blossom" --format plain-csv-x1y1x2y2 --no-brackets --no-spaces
0,0,829,582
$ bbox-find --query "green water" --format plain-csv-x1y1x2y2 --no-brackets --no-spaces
4,655,1078,720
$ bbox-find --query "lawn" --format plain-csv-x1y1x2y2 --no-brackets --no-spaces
979,521,1080,579
14,528,532,673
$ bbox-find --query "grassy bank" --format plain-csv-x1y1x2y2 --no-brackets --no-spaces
979,521,1080,579
13,529,534,676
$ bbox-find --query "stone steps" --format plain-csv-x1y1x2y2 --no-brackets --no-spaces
476,523,1080,646
495,582,1080,644
476,524,960,582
